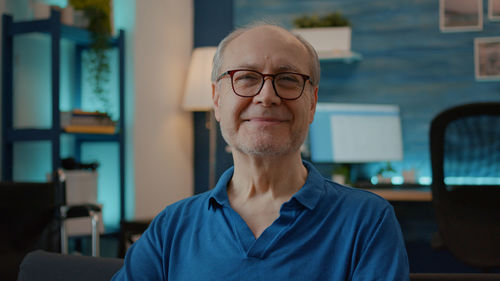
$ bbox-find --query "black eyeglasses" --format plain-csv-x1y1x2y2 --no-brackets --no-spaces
216,69,310,100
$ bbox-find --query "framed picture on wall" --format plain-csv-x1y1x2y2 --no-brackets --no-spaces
489,0,500,21
475,37,500,81
440,0,483,32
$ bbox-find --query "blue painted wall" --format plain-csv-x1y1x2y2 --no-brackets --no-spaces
233,0,500,182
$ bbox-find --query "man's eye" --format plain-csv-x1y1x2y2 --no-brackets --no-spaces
280,76,299,82
236,75,258,81
234,74,260,83
277,75,300,84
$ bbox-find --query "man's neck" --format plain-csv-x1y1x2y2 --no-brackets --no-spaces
229,151,308,201
226,150,308,238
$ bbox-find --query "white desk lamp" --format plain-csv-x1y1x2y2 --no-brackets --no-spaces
183,47,218,188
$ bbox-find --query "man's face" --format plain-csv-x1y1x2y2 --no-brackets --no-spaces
212,26,318,157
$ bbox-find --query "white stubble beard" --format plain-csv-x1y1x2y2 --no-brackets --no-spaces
220,122,308,157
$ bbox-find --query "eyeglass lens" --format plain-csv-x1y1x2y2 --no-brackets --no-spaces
231,70,305,99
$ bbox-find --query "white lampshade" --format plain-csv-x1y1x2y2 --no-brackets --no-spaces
182,47,217,111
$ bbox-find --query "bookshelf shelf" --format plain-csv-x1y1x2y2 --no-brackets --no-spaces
68,133,120,142
63,125,117,135
6,128,56,141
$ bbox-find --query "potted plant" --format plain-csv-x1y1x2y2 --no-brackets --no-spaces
292,12,352,58
69,0,113,114
376,162,397,184
331,164,351,185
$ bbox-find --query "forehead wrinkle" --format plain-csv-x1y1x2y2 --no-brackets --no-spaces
222,27,310,74
275,64,302,73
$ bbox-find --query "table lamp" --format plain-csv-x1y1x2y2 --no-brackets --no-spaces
182,47,218,188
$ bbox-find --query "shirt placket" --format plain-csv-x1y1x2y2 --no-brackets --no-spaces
224,203,300,259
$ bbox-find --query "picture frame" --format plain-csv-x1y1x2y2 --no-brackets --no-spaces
489,0,500,21
440,0,483,32
475,37,500,81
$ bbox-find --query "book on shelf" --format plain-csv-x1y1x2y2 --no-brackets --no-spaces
61,110,117,134
64,125,116,134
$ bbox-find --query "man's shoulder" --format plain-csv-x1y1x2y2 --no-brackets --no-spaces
322,178,392,212
301,161,391,214
154,191,212,222
166,190,211,211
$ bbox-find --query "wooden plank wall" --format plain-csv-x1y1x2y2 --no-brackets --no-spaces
235,0,500,180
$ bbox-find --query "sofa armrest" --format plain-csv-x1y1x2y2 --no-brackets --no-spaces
410,273,500,281
18,250,123,281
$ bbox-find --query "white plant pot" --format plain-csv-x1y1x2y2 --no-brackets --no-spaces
73,10,89,28
377,174,392,184
292,27,352,57
402,169,416,184
61,5,74,25
332,174,347,185
30,1,50,19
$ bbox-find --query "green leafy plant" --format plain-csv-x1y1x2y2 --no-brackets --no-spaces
69,0,112,113
332,164,351,184
376,162,397,177
293,12,351,28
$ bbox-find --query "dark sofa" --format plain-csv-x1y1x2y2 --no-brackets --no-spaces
16,250,500,281
17,250,123,281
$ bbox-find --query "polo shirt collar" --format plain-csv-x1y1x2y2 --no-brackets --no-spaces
209,166,234,209
208,161,325,211
291,161,324,210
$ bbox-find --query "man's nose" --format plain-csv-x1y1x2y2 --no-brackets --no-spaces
253,77,282,106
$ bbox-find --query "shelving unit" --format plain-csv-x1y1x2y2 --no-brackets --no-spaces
1,10,126,220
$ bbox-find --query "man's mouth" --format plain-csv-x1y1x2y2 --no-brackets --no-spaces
246,117,284,122
241,117,290,128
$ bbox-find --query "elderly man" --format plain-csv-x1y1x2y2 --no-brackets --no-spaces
112,24,409,281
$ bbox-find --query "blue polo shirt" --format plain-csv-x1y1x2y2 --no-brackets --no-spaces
112,162,409,281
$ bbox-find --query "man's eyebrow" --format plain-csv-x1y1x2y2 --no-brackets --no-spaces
231,63,261,70
276,65,300,72
230,64,301,73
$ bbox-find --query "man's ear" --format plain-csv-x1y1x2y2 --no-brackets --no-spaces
212,83,221,122
308,87,318,124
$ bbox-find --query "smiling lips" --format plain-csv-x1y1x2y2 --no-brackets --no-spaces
241,109,292,124
244,117,287,123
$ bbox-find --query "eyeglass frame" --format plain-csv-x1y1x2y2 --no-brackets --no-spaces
216,69,311,101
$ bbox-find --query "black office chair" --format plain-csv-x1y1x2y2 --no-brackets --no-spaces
118,219,151,258
0,181,60,281
429,102,500,271
0,171,102,281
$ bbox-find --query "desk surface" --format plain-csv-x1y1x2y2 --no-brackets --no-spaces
359,187,432,202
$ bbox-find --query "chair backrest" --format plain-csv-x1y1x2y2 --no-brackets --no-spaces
0,181,63,280
430,102,500,269
118,219,151,258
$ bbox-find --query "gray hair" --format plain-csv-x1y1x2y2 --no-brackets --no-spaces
211,22,321,87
